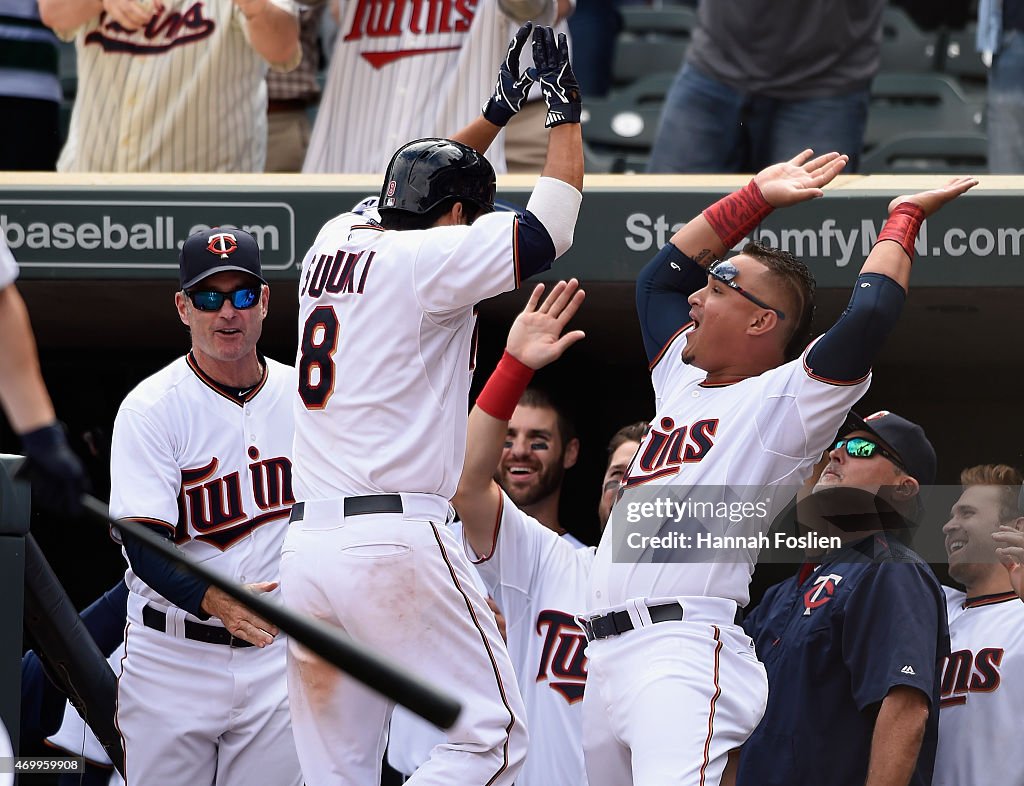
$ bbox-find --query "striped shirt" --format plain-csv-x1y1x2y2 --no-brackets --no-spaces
54,0,298,172
303,0,512,174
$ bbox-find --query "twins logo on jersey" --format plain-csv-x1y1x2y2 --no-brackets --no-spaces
622,416,719,489
173,449,294,549
87,3,216,54
939,648,1004,708
535,610,588,702
343,0,478,68
802,573,843,616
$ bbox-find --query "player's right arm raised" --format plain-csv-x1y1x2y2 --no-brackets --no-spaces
455,280,585,558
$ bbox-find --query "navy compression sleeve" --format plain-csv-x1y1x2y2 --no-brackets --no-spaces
805,273,906,383
636,243,708,363
123,525,211,619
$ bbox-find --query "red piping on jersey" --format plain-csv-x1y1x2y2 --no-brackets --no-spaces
472,493,504,565
963,590,1020,608
801,356,870,387
699,625,724,786
430,523,518,785
648,322,693,371
186,352,268,406
109,516,176,544
114,619,132,777
351,224,384,231
512,217,522,289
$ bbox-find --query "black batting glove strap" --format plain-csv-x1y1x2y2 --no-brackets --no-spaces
532,26,581,128
483,22,536,127
18,421,89,516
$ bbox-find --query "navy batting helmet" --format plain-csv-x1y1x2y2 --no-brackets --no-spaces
379,138,496,218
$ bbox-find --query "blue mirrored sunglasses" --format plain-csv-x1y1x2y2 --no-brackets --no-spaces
186,286,261,312
834,437,906,471
708,259,786,320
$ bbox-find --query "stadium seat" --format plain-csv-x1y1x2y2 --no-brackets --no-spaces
612,6,696,86
941,23,988,87
582,73,673,172
864,72,984,151
880,6,939,73
859,131,987,173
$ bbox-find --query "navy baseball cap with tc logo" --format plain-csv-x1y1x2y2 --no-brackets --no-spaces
179,227,268,290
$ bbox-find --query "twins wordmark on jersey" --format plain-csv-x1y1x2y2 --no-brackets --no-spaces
173,447,294,548
344,0,479,66
86,3,216,53
535,609,587,702
623,415,718,488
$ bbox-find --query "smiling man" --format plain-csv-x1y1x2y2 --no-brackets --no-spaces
108,228,301,785
934,464,1024,786
497,388,582,543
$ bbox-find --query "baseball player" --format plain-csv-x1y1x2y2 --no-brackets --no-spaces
0,235,88,514
738,410,948,786
305,0,521,173
580,158,978,786
935,464,1024,786
38,0,299,171
281,24,583,786
109,228,301,785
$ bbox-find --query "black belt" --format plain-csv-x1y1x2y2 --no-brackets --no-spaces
142,604,253,648
289,494,404,523
581,602,683,642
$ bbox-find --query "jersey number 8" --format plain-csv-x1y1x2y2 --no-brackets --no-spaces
298,306,339,409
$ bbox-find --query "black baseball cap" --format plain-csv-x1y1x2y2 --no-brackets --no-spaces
840,410,937,485
179,228,267,290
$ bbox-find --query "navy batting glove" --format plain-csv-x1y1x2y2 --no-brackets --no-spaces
482,22,536,128
532,27,581,128
18,422,90,516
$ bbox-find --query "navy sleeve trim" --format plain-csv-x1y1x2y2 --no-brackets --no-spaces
122,521,211,619
513,210,557,284
637,243,708,364
804,273,906,384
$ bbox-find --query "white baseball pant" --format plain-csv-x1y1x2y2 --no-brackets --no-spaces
279,496,528,786
581,597,768,786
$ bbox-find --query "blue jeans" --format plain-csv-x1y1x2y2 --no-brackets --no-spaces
647,63,870,173
988,29,1024,173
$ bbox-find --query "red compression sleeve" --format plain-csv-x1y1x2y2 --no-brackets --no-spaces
701,180,773,250
875,203,926,263
476,351,534,421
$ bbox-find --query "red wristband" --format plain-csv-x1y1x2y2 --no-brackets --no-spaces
701,179,773,250
477,351,535,421
875,203,925,263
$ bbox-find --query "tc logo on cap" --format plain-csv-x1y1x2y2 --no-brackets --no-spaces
207,232,238,259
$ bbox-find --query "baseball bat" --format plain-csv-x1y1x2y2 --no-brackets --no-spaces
81,495,462,730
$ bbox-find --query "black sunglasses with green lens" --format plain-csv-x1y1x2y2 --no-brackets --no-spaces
185,286,261,312
834,437,906,471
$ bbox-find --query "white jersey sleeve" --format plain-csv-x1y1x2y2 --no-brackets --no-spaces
0,236,18,289
412,211,520,313
109,405,182,536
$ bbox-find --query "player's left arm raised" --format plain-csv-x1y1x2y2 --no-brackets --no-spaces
454,280,585,559
804,177,978,384
235,0,300,68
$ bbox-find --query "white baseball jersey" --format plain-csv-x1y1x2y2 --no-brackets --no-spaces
303,0,511,173
588,329,870,612
111,354,296,625
934,587,1024,786
292,209,522,501
54,0,297,172
471,491,593,786
0,235,17,288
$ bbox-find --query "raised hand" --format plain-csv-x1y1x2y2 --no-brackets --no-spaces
993,525,1024,601
482,22,536,128
532,25,581,128
754,150,849,208
17,422,90,516
505,279,585,370
200,581,281,647
887,176,979,218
